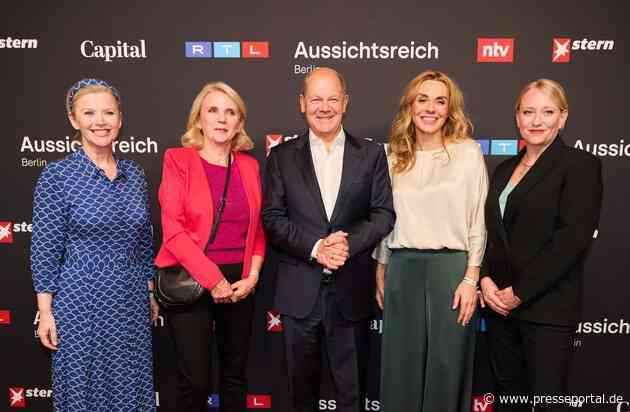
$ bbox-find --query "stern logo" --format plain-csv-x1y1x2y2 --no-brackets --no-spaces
266,311,282,332
265,134,299,157
552,38,571,63
0,221,13,243
477,38,514,63
9,388,25,408
552,37,615,63
0,37,38,49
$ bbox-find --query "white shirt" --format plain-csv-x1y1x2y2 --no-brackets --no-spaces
308,128,345,258
373,139,489,266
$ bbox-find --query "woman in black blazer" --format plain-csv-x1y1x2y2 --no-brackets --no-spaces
480,79,603,411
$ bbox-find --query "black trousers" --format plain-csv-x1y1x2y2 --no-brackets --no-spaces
165,263,254,412
486,312,575,412
282,283,370,412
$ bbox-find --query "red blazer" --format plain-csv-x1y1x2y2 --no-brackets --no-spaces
155,147,266,290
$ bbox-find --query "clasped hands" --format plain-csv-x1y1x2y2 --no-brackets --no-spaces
210,275,258,304
479,277,522,316
315,231,350,270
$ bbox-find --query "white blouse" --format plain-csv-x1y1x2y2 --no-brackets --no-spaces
373,139,489,266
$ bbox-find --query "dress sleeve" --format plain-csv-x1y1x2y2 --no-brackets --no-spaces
31,164,68,293
467,146,489,267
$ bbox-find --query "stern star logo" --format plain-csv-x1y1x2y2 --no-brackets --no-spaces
552,38,571,63
266,310,282,332
0,221,13,244
9,387,25,408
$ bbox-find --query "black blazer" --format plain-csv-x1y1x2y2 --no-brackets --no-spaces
262,132,395,320
483,136,602,325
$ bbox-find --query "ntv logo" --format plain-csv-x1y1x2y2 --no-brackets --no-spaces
477,38,514,63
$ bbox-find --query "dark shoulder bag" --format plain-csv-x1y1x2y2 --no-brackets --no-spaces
155,155,232,308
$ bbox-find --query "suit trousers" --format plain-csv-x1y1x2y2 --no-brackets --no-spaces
165,263,254,412
380,249,475,412
485,312,575,412
282,282,370,412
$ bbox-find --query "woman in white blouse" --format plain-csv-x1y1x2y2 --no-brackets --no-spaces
374,70,488,412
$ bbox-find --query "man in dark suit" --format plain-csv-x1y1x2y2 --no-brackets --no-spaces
263,67,395,412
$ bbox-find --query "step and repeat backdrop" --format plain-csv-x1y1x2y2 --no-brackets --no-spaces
1,1,628,411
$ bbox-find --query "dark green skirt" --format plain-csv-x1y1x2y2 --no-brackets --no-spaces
380,249,476,412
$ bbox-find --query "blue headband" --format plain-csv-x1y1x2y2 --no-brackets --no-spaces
66,78,122,112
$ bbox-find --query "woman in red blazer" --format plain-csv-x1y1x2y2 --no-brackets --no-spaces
155,82,265,412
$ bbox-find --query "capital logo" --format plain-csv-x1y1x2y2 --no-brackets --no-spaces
266,310,282,332
0,221,13,243
477,38,514,63
184,41,269,59
247,394,271,408
80,40,147,62
0,310,11,325
552,38,571,63
552,37,614,63
9,387,25,408
472,395,494,411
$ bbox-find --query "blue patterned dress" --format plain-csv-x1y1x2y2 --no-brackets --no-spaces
31,149,156,411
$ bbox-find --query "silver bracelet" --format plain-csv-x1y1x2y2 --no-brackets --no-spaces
462,276,477,287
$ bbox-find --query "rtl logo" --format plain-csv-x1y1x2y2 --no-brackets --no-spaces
8,387,25,408
246,394,271,408
266,310,282,332
185,41,269,59
0,221,13,243
472,395,494,412
0,310,11,325
477,38,514,63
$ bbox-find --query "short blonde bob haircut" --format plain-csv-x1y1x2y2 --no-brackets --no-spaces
388,70,473,174
514,78,569,113
66,83,122,140
181,82,254,151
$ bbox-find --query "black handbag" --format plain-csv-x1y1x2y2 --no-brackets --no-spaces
155,154,232,308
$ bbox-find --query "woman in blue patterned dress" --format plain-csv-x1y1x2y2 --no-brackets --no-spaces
30,78,158,411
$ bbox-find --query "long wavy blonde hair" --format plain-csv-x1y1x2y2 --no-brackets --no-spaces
388,70,473,173
181,82,254,151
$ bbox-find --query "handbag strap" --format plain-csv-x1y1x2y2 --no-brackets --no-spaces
205,153,232,247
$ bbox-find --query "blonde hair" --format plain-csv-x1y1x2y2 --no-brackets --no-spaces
515,78,569,113
66,84,121,114
66,83,122,140
181,82,254,151
388,70,473,173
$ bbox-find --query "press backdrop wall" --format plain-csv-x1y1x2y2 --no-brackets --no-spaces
1,1,629,411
